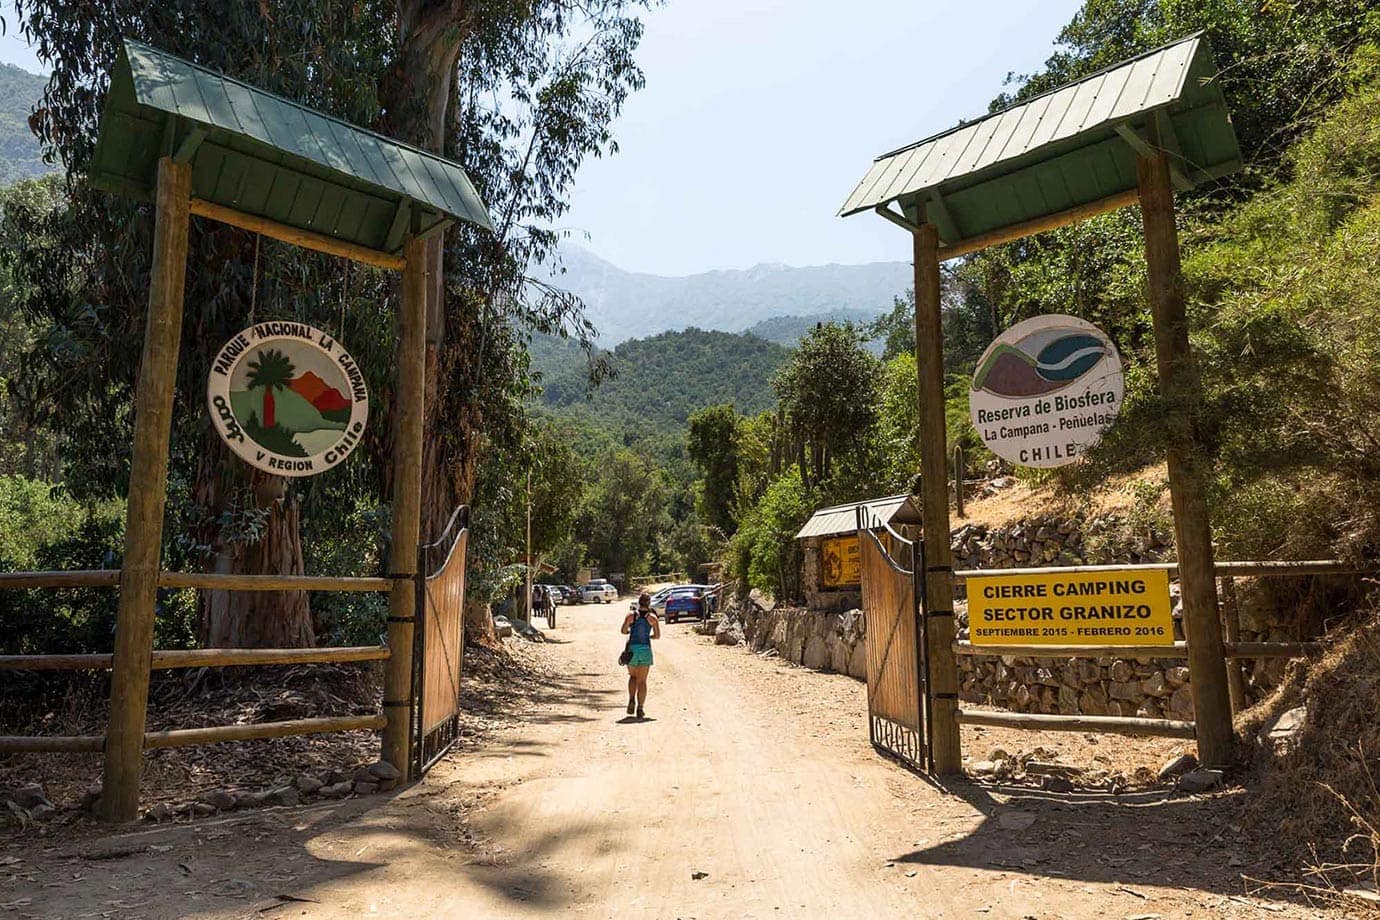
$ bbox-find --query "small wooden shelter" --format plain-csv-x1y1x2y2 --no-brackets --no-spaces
841,33,1243,772
795,495,921,610
0,40,493,822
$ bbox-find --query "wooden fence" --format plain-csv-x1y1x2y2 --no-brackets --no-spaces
943,559,1362,741
0,571,400,758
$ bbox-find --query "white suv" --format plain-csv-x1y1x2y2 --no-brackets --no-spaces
580,580,618,604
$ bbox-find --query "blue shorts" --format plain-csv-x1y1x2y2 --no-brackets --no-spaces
628,645,653,667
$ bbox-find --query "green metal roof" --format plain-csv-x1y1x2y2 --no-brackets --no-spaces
90,39,493,253
839,33,1242,246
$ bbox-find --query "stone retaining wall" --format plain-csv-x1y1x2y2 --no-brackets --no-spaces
717,510,1304,718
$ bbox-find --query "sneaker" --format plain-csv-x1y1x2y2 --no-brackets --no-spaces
636,707,645,719
626,700,636,715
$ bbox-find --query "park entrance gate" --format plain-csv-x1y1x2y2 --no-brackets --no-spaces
412,506,470,776
858,516,931,772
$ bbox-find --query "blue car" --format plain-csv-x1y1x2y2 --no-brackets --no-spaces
662,586,706,623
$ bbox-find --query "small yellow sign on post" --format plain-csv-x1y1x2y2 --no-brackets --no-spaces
966,568,1174,646
821,535,862,588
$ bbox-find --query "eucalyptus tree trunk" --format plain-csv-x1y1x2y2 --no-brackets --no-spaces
382,0,496,645
195,433,314,648
190,234,315,648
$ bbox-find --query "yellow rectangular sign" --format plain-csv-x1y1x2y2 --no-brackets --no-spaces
821,535,862,588
966,568,1174,646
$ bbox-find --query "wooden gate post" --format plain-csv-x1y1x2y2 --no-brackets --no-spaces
382,234,428,779
101,157,192,821
913,222,962,774
1137,148,1234,767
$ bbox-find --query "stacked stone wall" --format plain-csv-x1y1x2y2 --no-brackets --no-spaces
717,510,1307,717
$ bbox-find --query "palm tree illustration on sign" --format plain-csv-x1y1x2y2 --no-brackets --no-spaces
245,348,294,429
229,345,352,458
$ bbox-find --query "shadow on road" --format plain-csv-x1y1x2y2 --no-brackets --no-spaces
889,776,1306,908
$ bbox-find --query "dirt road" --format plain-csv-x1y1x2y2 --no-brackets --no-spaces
5,601,1334,918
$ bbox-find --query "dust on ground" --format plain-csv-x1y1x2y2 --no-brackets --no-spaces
1,601,1355,919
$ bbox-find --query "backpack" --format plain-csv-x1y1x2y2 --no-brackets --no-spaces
619,611,647,666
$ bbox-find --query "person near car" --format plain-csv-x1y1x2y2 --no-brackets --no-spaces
620,593,661,719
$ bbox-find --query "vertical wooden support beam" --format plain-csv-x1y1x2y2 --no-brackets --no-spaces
1137,150,1234,767
1220,575,1248,714
102,157,191,821
913,223,962,774
382,235,428,779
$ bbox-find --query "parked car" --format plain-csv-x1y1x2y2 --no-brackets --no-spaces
580,580,618,604
555,585,580,604
662,586,707,623
543,584,574,604
646,584,711,623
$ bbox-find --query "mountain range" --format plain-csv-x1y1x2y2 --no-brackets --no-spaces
0,63,52,187
544,245,908,344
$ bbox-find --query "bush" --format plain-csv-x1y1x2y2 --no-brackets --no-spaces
0,503,130,655
730,468,813,601
0,475,83,568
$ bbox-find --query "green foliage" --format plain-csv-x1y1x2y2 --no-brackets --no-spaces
0,475,83,567
773,321,880,491
467,416,589,600
730,468,813,600
1180,62,1380,558
0,487,181,655
687,404,740,534
2,0,653,645
0,177,61,480
575,447,669,578
746,310,882,349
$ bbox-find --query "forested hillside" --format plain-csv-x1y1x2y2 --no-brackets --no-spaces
0,63,50,185
743,310,881,351
533,328,789,435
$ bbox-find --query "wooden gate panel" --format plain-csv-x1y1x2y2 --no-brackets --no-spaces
859,529,926,769
413,510,468,776
421,530,466,734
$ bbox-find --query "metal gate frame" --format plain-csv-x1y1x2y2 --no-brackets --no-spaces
411,505,469,777
858,508,933,773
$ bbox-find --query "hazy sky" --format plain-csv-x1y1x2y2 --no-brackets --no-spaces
0,0,1082,275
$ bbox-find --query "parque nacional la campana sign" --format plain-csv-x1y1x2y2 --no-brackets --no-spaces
207,322,368,477
969,315,1123,468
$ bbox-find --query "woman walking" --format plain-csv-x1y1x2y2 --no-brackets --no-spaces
621,593,661,719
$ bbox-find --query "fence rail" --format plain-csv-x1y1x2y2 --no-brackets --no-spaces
951,640,1323,660
0,567,403,777
953,558,1376,582
956,709,1197,739
0,569,399,591
0,646,390,672
142,715,386,750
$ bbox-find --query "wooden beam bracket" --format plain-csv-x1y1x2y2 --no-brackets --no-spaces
173,126,207,164
874,202,922,233
927,189,962,245
1118,123,1193,191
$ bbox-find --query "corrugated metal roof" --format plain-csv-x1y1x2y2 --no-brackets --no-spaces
839,33,1242,245
90,39,493,252
795,494,922,540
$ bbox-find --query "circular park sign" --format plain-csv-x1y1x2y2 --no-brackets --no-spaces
969,315,1122,468
207,322,369,477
